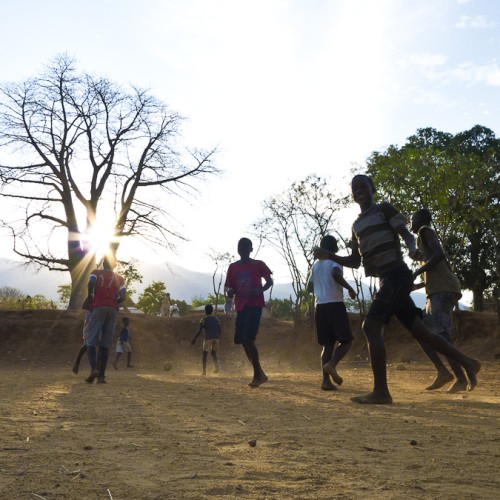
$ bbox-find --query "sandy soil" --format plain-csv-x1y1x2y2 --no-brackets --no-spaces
0,310,499,499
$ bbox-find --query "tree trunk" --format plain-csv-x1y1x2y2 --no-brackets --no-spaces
472,286,485,312
67,240,96,310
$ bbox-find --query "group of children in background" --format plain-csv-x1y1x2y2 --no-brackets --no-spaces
73,174,480,404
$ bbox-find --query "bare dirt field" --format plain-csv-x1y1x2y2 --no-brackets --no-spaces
0,310,499,499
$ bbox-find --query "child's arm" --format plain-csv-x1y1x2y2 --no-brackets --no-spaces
191,323,203,344
314,232,361,269
412,227,445,279
332,267,357,300
394,224,419,260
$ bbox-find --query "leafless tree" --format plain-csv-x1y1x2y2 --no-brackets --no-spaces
208,250,234,314
0,55,219,308
252,174,349,323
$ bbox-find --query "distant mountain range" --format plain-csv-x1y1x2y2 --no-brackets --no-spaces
0,257,433,308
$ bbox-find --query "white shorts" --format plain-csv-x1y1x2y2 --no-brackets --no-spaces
203,339,219,352
116,341,132,353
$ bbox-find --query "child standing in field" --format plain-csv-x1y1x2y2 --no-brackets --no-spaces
113,317,133,369
315,174,480,404
308,235,357,391
225,237,273,388
191,304,221,375
411,208,467,393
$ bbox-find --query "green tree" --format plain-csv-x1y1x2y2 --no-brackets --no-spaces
365,125,499,311
135,281,166,315
267,297,294,321
0,287,55,310
0,54,218,309
58,284,72,308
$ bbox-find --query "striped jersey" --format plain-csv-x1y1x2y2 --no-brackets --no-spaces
351,202,407,277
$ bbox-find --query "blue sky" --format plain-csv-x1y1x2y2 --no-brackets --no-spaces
1,0,499,288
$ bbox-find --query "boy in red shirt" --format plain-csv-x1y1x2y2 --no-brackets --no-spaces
84,256,126,384
225,238,273,388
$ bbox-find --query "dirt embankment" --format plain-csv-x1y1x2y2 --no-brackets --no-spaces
0,309,498,370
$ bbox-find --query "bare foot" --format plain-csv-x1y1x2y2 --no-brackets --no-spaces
425,372,454,390
323,362,343,385
351,392,393,405
85,369,99,384
249,374,269,388
321,379,338,391
447,379,468,393
112,363,118,370
464,359,481,391
72,361,79,375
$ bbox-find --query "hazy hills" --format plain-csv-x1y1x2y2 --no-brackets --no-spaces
0,257,432,309
0,258,296,304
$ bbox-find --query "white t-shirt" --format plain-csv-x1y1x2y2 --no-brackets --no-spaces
310,260,344,304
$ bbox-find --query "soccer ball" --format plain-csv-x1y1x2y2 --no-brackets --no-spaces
163,361,173,371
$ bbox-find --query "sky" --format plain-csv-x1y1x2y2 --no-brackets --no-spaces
1,0,500,290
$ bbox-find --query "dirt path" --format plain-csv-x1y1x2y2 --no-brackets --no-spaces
1,361,499,499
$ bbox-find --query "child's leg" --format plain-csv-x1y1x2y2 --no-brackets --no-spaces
320,345,336,390
202,351,208,375
324,340,352,386
244,339,268,387
127,352,133,368
113,352,121,369
73,344,87,374
97,347,109,382
85,345,99,383
409,317,480,390
211,350,219,372
351,318,392,404
416,339,454,390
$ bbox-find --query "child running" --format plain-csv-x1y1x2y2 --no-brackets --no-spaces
225,237,273,388
191,304,221,375
113,316,133,369
315,174,480,404
411,208,468,393
308,235,357,391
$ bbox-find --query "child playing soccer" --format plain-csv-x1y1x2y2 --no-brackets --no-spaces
191,304,221,375
112,316,133,369
411,208,467,393
315,174,480,404
225,237,273,388
308,234,357,391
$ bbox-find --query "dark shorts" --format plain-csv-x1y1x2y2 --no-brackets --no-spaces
367,265,418,330
234,307,262,344
315,302,353,346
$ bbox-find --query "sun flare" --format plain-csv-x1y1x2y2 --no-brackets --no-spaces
83,220,119,263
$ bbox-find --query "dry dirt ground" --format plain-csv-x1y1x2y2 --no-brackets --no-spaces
0,310,499,500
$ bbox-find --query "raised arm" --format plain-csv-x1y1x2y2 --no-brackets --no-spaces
394,224,419,260
314,233,361,269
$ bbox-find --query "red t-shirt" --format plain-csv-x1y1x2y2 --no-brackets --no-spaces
224,259,272,311
89,269,126,309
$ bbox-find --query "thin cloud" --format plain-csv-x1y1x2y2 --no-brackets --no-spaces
455,15,496,29
450,60,500,86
